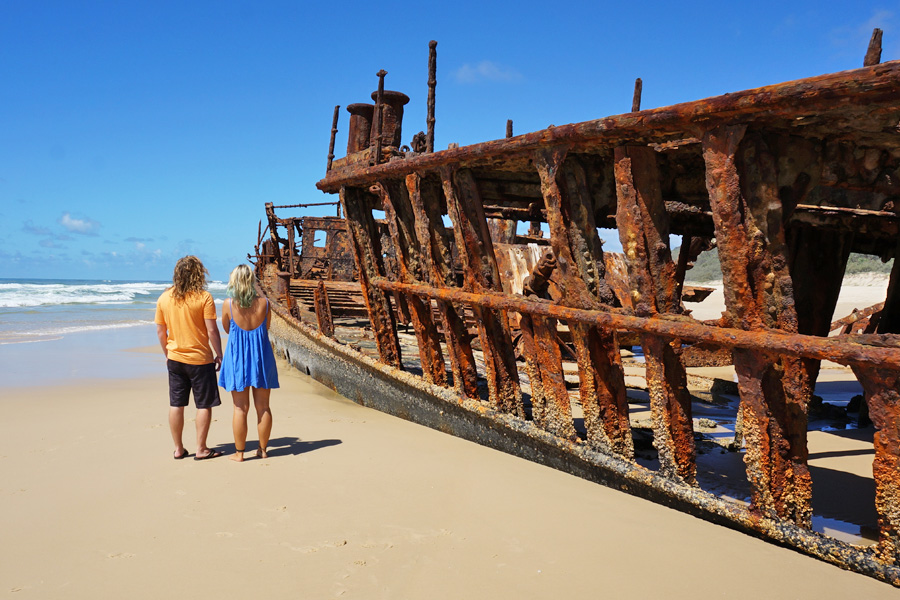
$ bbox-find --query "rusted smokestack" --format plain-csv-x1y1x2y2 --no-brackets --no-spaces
346,103,374,154
370,89,410,149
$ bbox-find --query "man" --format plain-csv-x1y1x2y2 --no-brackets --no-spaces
155,255,224,460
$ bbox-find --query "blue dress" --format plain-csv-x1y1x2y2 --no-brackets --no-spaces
219,299,280,391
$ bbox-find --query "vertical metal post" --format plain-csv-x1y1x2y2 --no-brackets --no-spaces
441,166,523,416
865,28,883,66
533,147,633,458
632,78,643,112
380,179,448,386
339,185,402,367
702,124,812,526
614,144,696,483
372,70,387,165
427,41,437,153
407,173,480,399
326,105,340,172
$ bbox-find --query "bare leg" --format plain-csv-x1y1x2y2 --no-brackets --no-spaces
169,406,186,457
195,408,213,457
231,389,251,462
253,387,272,458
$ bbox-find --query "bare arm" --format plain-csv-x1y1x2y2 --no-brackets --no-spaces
156,324,168,358
221,298,231,334
206,318,223,370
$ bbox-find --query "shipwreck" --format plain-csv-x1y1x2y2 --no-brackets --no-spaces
253,31,900,584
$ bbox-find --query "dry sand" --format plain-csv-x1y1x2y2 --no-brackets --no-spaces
685,276,889,323
2,351,898,598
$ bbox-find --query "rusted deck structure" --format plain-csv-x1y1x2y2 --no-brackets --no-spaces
260,33,900,583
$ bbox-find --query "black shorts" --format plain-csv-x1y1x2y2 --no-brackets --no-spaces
167,360,222,409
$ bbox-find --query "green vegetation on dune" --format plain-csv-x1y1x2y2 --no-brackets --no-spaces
673,247,893,283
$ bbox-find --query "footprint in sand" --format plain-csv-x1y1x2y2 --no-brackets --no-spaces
107,552,135,559
216,532,234,538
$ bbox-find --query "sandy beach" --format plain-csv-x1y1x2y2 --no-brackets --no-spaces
2,345,898,598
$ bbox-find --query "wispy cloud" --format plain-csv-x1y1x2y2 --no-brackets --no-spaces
454,60,523,84
125,236,155,243
39,238,66,249
22,220,51,236
59,212,100,235
829,9,894,52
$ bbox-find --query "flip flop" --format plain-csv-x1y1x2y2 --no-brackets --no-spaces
174,449,189,460
194,450,223,461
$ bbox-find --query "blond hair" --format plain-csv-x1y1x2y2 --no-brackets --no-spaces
171,256,208,302
226,264,256,309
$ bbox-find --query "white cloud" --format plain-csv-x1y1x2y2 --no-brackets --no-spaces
454,60,523,84
59,212,100,235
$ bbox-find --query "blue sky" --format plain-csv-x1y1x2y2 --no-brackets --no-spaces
1,1,896,282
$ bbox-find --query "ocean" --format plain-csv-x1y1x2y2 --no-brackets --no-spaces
0,278,228,387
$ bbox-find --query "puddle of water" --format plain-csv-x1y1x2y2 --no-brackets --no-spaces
812,515,877,546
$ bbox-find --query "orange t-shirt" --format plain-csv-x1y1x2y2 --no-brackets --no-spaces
154,289,217,365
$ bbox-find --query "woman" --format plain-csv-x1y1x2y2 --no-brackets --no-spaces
219,264,279,461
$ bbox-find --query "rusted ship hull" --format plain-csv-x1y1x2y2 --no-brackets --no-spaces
263,286,900,584
257,31,900,584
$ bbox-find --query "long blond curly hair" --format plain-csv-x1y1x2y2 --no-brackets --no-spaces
171,255,208,302
226,264,257,309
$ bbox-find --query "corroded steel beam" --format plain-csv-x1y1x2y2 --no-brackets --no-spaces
406,173,480,398
534,147,632,457
371,279,900,371
313,280,335,337
615,144,695,483
318,61,900,193
441,166,523,416
339,186,402,367
380,179,448,386
518,252,575,439
853,364,900,563
702,125,811,526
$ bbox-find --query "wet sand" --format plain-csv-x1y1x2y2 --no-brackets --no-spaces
2,352,898,598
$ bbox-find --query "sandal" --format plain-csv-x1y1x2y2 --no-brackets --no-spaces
194,450,223,461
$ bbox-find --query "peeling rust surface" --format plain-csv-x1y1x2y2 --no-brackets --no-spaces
614,144,696,483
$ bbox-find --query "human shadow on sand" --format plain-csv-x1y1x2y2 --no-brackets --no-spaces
215,437,342,458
